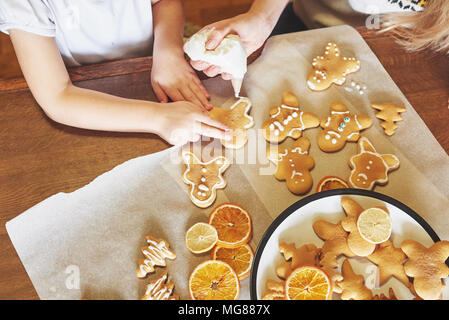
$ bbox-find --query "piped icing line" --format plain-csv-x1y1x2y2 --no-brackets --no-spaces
273,121,285,132
280,104,300,111
290,170,303,179
326,131,341,138
331,111,350,115
271,107,282,118
142,272,177,300
182,151,229,207
229,96,254,129
291,147,308,155
324,117,331,127
354,115,363,130
142,238,174,266
347,132,359,140
275,150,289,163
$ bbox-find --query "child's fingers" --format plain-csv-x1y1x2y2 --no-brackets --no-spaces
195,113,230,132
152,82,168,103
164,87,184,102
189,82,212,110
197,123,232,141
190,60,211,71
203,65,222,78
221,72,233,81
192,76,210,99
180,87,204,110
206,26,231,50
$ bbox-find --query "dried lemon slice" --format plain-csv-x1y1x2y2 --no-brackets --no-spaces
357,207,392,244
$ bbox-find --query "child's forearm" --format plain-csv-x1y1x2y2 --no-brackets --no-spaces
152,0,185,55
44,84,163,134
248,0,290,30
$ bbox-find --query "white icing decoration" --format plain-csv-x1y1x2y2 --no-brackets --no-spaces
142,273,175,300
273,121,285,132
291,147,308,155
290,170,303,179
354,115,363,129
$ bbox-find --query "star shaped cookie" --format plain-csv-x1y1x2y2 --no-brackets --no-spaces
367,240,410,287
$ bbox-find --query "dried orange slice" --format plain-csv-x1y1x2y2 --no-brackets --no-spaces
285,266,332,300
357,207,392,244
185,222,218,254
189,260,240,300
211,244,254,280
316,176,349,192
208,203,252,248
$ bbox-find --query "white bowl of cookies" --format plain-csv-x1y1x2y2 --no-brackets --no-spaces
250,189,449,300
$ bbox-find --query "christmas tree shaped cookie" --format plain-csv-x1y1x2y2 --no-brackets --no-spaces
371,103,406,136
137,235,176,278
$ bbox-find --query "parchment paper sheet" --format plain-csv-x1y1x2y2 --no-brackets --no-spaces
6,26,449,300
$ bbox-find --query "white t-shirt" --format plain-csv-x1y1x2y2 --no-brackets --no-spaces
293,0,426,28
0,0,155,66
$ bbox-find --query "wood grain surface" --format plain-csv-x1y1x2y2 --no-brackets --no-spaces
0,27,448,299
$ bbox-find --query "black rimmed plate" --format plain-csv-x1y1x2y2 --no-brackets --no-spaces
250,188,447,300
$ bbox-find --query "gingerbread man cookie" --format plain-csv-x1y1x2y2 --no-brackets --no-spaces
338,259,373,300
209,97,254,149
307,42,361,91
182,149,230,208
340,197,376,257
137,235,176,278
348,137,400,190
371,103,406,136
267,137,315,195
313,220,355,269
262,92,319,143
367,240,410,287
401,239,449,300
141,271,179,300
318,101,372,152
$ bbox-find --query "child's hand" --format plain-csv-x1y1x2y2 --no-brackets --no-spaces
156,101,231,146
151,51,212,110
189,12,273,80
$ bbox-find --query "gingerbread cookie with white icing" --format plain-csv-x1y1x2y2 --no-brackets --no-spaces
137,235,176,278
141,271,179,300
318,101,372,152
182,149,230,208
262,92,319,143
348,137,400,190
307,42,361,91
267,136,314,195
209,97,254,149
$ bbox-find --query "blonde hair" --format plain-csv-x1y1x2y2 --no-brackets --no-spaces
381,0,449,53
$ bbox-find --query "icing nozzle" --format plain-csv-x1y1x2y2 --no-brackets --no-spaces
231,78,243,98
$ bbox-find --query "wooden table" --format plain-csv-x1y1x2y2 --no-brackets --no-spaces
0,27,448,300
